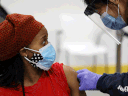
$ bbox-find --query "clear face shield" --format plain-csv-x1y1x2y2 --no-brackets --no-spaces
84,0,126,45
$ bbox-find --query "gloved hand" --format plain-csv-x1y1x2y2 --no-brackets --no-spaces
77,69,102,91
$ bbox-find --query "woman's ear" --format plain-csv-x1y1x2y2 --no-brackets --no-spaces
19,48,27,57
109,0,119,5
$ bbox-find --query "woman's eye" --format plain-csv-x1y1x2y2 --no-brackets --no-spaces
42,41,45,44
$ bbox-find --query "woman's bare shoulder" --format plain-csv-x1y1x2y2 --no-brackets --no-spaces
63,64,87,96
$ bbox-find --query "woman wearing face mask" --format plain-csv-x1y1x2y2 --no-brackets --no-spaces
0,13,86,96
77,0,128,96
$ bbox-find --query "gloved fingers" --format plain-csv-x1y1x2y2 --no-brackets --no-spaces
79,75,88,86
79,86,84,91
79,81,84,91
76,69,88,74
79,85,87,91
76,70,84,74
77,72,88,79
79,76,94,91
77,73,82,79
79,81,92,91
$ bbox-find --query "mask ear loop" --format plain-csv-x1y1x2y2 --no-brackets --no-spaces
24,47,40,53
24,55,40,65
118,4,120,16
106,0,108,13
24,55,50,71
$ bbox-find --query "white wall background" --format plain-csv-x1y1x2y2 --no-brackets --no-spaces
2,0,128,67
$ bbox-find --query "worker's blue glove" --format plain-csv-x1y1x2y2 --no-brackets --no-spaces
77,69,102,91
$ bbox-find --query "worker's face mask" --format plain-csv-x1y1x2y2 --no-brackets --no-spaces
24,42,56,71
84,2,126,45
100,4,127,30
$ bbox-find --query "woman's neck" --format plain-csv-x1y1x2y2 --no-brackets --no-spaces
23,60,43,87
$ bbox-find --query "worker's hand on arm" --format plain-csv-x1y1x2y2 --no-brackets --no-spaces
77,69,102,91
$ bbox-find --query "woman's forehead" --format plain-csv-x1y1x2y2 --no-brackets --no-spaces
38,27,48,35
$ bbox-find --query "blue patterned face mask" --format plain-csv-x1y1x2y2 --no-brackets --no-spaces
100,4,127,30
24,42,56,71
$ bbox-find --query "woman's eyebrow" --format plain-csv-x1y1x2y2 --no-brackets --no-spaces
41,34,48,39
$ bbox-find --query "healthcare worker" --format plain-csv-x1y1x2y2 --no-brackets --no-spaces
77,0,128,96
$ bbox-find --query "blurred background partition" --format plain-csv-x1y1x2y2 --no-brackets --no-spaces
59,14,109,74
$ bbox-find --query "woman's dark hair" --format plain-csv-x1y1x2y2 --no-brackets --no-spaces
83,0,115,16
83,0,115,8
0,53,25,96
83,0,108,6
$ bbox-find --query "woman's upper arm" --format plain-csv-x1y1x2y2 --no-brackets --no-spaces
63,65,87,96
